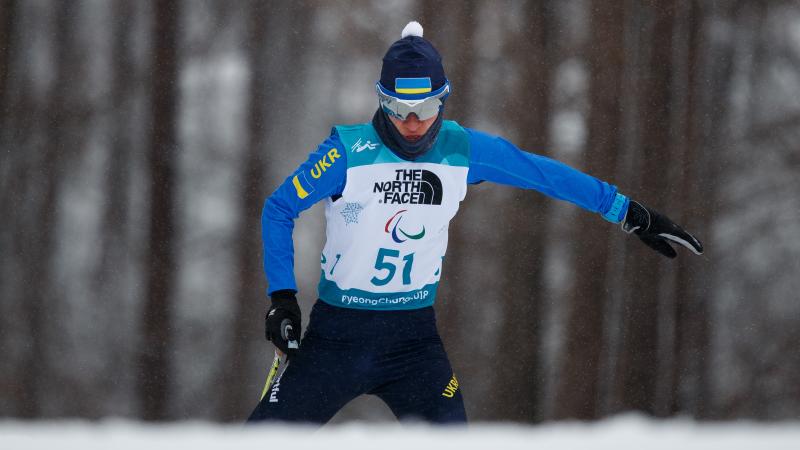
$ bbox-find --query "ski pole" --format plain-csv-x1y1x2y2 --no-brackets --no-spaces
258,323,297,401
259,349,283,401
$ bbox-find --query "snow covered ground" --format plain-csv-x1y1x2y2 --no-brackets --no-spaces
2,415,799,450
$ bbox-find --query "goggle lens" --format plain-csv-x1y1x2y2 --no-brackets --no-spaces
376,82,450,121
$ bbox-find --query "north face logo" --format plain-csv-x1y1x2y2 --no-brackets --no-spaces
373,169,443,205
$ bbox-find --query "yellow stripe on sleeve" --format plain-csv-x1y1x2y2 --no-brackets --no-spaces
292,175,309,199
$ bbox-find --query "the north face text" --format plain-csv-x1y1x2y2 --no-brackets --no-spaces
374,169,443,205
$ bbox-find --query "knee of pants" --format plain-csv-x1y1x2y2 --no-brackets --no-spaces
376,370,468,424
246,346,365,425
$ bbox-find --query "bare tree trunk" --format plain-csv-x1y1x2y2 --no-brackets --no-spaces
421,0,476,352
420,0,485,419
613,1,678,416
0,0,15,127
420,0,477,123
553,0,627,420
489,0,555,424
0,0,16,247
216,0,271,421
94,0,136,416
670,0,735,419
652,0,697,416
16,0,78,418
138,0,180,421
215,0,314,421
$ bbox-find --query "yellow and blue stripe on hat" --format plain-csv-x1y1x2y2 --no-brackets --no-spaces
395,77,432,95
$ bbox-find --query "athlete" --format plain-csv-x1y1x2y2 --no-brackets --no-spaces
247,22,703,425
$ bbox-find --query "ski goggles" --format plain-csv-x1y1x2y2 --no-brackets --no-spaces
376,81,450,121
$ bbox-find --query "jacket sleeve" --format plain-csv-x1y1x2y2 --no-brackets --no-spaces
465,127,628,222
262,129,347,295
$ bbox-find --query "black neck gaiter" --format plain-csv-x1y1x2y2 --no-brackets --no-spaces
372,108,443,161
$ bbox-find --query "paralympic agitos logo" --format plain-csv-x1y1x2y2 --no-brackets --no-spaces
374,169,443,205
384,210,425,243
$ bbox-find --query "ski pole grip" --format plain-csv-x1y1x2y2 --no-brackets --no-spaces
281,321,299,350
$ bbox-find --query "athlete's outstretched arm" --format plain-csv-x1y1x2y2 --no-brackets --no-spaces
465,128,702,257
262,129,347,295
466,128,625,219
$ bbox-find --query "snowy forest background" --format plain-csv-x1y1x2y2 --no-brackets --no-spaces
1,0,799,424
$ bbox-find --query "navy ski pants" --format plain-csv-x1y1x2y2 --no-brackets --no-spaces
247,300,466,425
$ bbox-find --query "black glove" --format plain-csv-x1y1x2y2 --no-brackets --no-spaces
265,290,301,356
622,200,703,258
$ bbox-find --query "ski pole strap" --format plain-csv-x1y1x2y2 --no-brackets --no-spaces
602,192,629,223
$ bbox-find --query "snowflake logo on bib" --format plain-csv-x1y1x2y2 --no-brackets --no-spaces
340,202,364,225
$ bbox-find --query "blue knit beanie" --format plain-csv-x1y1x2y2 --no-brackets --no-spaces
379,22,447,94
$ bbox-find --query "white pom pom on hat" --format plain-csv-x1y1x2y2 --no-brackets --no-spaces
401,21,423,38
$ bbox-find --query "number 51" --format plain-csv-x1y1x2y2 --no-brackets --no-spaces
370,248,414,286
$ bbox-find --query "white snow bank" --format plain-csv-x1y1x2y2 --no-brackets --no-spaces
2,414,799,450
